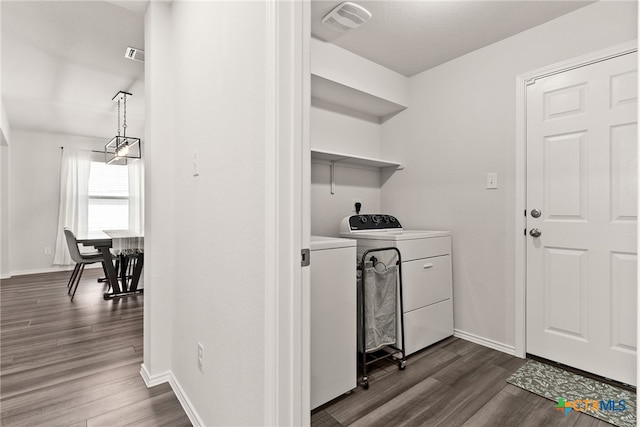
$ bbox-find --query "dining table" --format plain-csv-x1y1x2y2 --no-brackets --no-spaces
76,229,144,299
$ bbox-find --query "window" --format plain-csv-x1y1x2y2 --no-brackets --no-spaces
88,162,129,232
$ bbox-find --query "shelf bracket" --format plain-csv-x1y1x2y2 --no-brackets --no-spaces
330,161,336,195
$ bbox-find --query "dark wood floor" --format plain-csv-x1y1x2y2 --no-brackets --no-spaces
1,270,617,427
0,269,191,427
312,337,613,427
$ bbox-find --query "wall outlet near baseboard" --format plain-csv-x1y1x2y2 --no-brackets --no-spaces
44,247,52,255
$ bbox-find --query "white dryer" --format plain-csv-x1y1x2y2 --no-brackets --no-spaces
340,214,453,356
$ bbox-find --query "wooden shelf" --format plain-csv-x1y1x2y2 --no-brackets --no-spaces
311,75,407,121
311,149,404,170
311,149,403,194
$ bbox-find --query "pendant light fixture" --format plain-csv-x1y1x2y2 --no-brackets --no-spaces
104,91,141,165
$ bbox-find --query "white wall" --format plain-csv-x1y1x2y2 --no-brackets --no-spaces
1,100,11,277
145,2,270,425
311,37,409,107
1,99,11,145
311,163,382,237
310,105,383,236
380,1,638,349
1,144,9,278
7,130,104,275
311,105,382,157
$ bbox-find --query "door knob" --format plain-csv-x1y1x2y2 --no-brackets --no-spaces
530,209,542,218
529,228,542,238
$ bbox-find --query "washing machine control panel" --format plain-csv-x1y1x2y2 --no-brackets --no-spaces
346,214,402,231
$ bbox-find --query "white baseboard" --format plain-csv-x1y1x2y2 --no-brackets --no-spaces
140,364,205,427
7,263,102,278
140,364,171,387
454,329,518,357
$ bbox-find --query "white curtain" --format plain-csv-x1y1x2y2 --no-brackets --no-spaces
128,159,145,234
52,148,92,265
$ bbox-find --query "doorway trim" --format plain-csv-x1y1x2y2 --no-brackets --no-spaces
263,0,310,426
513,40,638,358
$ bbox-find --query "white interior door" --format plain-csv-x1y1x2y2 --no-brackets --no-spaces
526,52,637,386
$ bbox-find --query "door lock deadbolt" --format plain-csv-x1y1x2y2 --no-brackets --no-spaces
530,209,542,218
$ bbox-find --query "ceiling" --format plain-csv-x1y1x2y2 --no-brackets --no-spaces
2,0,595,140
310,1,595,77
1,1,146,141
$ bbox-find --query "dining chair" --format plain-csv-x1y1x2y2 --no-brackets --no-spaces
64,228,106,301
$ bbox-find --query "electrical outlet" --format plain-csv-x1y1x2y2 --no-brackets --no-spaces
44,247,52,255
197,343,204,373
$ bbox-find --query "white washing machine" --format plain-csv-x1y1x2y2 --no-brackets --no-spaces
310,235,357,409
340,214,453,356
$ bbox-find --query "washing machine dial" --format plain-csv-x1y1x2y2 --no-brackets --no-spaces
358,215,368,223
383,215,390,223
389,216,397,223
371,215,381,224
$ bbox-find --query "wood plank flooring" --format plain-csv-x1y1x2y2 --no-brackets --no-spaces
0,269,191,427
1,269,619,426
312,337,613,427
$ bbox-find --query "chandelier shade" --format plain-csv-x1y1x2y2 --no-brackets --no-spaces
105,91,141,165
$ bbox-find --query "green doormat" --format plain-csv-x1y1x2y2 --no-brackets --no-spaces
507,360,636,427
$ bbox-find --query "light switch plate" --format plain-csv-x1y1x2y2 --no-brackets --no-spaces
197,342,204,373
486,172,498,189
193,152,200,177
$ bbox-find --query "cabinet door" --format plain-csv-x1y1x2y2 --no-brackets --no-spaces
401,255,451,313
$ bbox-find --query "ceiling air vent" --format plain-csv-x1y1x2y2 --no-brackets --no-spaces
322,2,371,33
125,46,145,62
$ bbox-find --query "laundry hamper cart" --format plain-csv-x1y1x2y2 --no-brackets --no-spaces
358,247,406,389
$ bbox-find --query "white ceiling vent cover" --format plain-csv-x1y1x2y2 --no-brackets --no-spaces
322,2,371,33
125,46,145,62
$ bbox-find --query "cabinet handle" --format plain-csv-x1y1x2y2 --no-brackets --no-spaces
423,263,434,269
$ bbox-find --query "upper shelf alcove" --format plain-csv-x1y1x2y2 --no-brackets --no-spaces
310,38,409,122
311,75,407,120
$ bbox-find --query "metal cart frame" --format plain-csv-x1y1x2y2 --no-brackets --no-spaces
358,247,406,389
